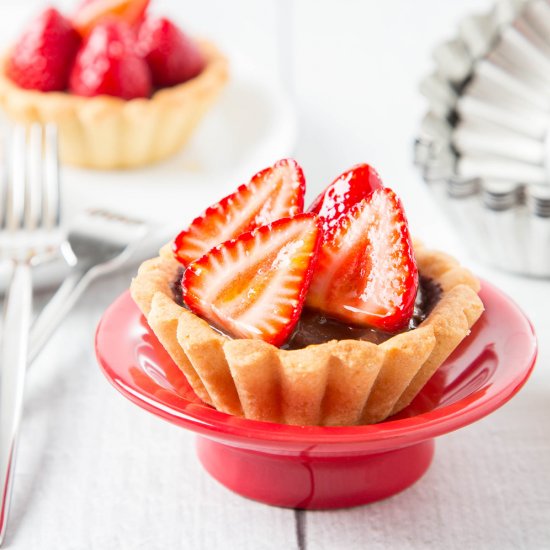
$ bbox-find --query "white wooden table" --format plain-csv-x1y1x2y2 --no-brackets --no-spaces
1,0,549,548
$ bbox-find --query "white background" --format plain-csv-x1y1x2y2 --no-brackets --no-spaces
0,0,549,548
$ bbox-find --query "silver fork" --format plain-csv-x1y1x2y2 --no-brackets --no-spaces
29,209,149,364
0,124,61,546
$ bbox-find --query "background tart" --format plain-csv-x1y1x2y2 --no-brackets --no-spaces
130,241,484,426
0,40,228,169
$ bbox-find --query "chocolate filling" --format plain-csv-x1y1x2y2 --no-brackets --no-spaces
170,267,185,308
283,276,441,348
171,270,441,348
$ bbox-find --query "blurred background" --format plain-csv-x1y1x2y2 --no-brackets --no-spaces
0,0,498,251
0,1,548,549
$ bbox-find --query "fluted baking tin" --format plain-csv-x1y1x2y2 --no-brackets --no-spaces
416,0,550,277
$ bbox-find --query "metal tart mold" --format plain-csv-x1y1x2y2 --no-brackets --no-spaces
416,0,550,277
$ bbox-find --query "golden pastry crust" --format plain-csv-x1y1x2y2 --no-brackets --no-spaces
0,40,228,169
130,242,484,426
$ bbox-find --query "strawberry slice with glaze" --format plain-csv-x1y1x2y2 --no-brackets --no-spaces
306,188,418,332
183,214,321,347
308,163,384,235
73,0,150,36
173,159,305,265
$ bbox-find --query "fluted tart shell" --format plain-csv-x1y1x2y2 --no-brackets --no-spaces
130,242,484,426
0,40,228,170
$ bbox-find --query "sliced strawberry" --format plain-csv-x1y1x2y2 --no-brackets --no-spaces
183,214,321,347
308,163,384,236
307,188,418,332
6,8,81,92
73,0,150,37
138,16,205,88
173,159,305,265
69,20,151,99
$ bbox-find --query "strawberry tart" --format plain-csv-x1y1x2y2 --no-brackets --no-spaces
0,0,228,169
131,160,484,426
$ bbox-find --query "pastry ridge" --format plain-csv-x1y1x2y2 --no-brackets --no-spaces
176,309,243,416
130,243,484,426
361,325,437,424
390,284,483,415
0,40,228,169
148,293,211,405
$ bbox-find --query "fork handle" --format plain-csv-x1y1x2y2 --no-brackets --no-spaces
0,261,32,546
29,267,94,365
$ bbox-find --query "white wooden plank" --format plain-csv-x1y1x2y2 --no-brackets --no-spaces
7,270,298,549
304,397,550,550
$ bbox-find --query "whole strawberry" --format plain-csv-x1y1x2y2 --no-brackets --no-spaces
139,16,205,88
69,20,151,99
6,8,81,92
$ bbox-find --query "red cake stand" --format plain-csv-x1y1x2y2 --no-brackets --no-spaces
96,282,536,509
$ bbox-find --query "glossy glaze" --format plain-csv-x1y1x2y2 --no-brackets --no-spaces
95,282,536,508
284,275,441,348
171,272,441,347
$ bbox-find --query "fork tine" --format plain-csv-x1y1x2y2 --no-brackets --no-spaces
43,124,60,230
26,124,43,232
0,122,62,545
7,125,26,231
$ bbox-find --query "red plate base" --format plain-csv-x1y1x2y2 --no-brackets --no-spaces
197,437,435,509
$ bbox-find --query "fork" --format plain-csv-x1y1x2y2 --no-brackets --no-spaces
0,124,61,546
28,208,149,364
